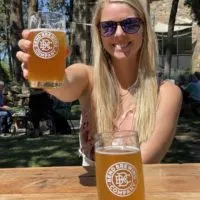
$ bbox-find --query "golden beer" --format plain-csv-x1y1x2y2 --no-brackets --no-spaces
95,146,145,200
28,29,66,88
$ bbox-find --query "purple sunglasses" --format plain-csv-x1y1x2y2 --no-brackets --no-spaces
98,17,142,37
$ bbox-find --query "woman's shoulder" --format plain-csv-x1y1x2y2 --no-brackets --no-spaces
68,63,94,81
71,62,94,77
69,63,93,71
158,80,182,105
159,80,181,93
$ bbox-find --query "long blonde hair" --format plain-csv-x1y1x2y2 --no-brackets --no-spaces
91,0,158,143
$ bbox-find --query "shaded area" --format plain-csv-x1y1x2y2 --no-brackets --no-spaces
163,116,200,163
0,133,82,168
0,114,200,168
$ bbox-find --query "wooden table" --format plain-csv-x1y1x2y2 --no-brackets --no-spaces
0,164,199,200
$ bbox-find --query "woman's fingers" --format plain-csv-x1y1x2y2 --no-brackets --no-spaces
16,29,31,79
16,51,30,63
22,29,31,39
18,29,31,53
21,62,29,79
16,51,29,79
18,39,32,53
16,29,31,63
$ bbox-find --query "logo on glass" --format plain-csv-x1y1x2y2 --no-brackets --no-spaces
33,31,59,59
105,162,138,197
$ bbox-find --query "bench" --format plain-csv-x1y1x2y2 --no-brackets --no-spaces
11,112,28,134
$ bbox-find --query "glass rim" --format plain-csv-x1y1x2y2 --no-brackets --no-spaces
28,11,66,30
95,130,138,140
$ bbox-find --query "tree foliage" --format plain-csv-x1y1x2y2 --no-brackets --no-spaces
185,0,200,25
10,0,24,82
0,0,72,83
41,0,72,19
0,0,12,80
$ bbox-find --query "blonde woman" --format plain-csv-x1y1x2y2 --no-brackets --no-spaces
17,0,182,166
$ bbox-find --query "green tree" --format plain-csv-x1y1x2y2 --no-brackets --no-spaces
185,0,200,25
185,0,200,71
0,0,12,79
10,0,24,82
70,0,96,64
28,0,38,17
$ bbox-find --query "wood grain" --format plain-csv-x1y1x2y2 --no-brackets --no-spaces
0,164,199,200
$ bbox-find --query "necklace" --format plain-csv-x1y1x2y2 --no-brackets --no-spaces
111,67,139,97
119,78,138,97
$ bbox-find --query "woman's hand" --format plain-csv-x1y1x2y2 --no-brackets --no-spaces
16,29,71,79
16,29,31,79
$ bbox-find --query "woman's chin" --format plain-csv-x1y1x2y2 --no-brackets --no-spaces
112,53,130,61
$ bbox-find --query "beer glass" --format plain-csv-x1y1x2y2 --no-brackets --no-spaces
95,130,145,200
28,12,67,88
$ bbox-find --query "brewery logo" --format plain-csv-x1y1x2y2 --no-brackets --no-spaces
105,162,138,197
33,31,59,59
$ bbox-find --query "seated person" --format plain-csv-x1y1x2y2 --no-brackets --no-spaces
184,73,200,103
182,73,200,116
0,81,12,133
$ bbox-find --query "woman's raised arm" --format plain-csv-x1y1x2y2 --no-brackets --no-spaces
16,29,92,103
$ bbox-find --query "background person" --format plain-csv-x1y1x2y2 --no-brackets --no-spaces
184,73,200,103
28,89,54,136
0,81,12,133
28,89,72,136
17,0,182,166
183,72,200,116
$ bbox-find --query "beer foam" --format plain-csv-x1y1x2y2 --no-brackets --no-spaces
29,28,66,33
96,146,140,155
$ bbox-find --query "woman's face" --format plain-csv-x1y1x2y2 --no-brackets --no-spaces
100,3,143,62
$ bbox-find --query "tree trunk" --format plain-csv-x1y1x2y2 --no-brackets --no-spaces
3,0,13,78
28,0,38,18
70,0,96,64
164,0,179,79
192,25,200,72
10,0,24,82
147,0,150,14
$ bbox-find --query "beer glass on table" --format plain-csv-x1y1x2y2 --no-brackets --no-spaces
95,130,145,200
28,12,67,88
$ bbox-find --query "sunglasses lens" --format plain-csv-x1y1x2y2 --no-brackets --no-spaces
99,18,141,37
99,21,116,37
121,18,141,34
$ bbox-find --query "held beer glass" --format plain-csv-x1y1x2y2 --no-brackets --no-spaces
95,130,145,200
28,12,66,88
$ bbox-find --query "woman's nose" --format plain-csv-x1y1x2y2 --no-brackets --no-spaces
114,25,125,36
